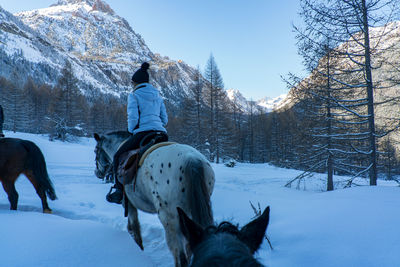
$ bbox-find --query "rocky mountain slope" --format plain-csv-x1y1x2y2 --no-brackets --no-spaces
1,0,277,113
0,5,67,87
0,0,199,106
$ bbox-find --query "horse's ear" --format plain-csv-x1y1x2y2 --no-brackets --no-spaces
177,207,204,250
239,206,270,254
94,133,101,142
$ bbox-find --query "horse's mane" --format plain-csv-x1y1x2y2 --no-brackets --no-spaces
205,221,240,236
104,130,131,139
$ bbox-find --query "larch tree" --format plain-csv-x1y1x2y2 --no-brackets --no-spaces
49,60,81,140
191,66,205,148
179,66,205,149
204,54,225,163
288,0,399,187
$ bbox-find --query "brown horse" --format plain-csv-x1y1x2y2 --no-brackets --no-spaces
0,137,57,213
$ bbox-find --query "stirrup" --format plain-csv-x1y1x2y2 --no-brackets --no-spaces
106,185,123,204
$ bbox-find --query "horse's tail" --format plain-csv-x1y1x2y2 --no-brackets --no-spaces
21,140,57,200
184,157,213,227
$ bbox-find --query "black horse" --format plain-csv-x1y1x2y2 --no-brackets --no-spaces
0,137,57,213
178,206,270,267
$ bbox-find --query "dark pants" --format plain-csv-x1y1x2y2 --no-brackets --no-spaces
113,130,168,187
0,105,3,135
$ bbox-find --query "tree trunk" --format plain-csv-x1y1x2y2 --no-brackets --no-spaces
362,0,377,186
326,48,334,191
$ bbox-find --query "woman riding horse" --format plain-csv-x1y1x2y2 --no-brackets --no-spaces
107,62,168,204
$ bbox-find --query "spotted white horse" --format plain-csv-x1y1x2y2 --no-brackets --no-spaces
94,131,215,267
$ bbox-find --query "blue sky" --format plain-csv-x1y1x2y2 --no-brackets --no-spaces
0,0,305,100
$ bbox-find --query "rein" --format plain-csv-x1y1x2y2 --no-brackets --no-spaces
96,146,113,178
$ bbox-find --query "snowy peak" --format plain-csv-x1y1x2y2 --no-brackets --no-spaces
227,89,286,113
16,0,151,62
91,0,115,15
257,95,287,110
52,0,115,15
53,0,95,5
227,89,248,107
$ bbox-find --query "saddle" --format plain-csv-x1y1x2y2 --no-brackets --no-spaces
117,132,174,188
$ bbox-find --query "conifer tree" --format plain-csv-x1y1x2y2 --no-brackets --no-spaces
21,77,37,132
49,61,81,140
191,66,205,148
204,54,225,163
288,0,400,187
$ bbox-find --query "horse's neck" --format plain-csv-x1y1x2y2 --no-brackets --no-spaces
105,137,128,160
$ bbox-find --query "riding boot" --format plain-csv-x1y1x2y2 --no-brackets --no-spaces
106,180,123,204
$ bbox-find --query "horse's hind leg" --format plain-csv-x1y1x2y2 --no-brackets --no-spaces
126,200,144,250
24,171,51,214
159,211,189,267
1,180,19,210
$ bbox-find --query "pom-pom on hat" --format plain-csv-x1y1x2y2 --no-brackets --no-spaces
132,62,150,84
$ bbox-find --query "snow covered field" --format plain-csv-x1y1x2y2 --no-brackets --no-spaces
0,132,399,267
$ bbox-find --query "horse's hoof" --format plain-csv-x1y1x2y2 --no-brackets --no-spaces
43,209,53,214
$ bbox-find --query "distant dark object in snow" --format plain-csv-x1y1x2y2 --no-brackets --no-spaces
224,158,237,168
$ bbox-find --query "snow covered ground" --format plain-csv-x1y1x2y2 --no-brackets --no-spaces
0,131,399,267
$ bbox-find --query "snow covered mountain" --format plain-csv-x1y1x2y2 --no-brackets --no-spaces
226,89,286,113
0,0,198,105
1,0,279,110
257,94,287,111
0,5,68,87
